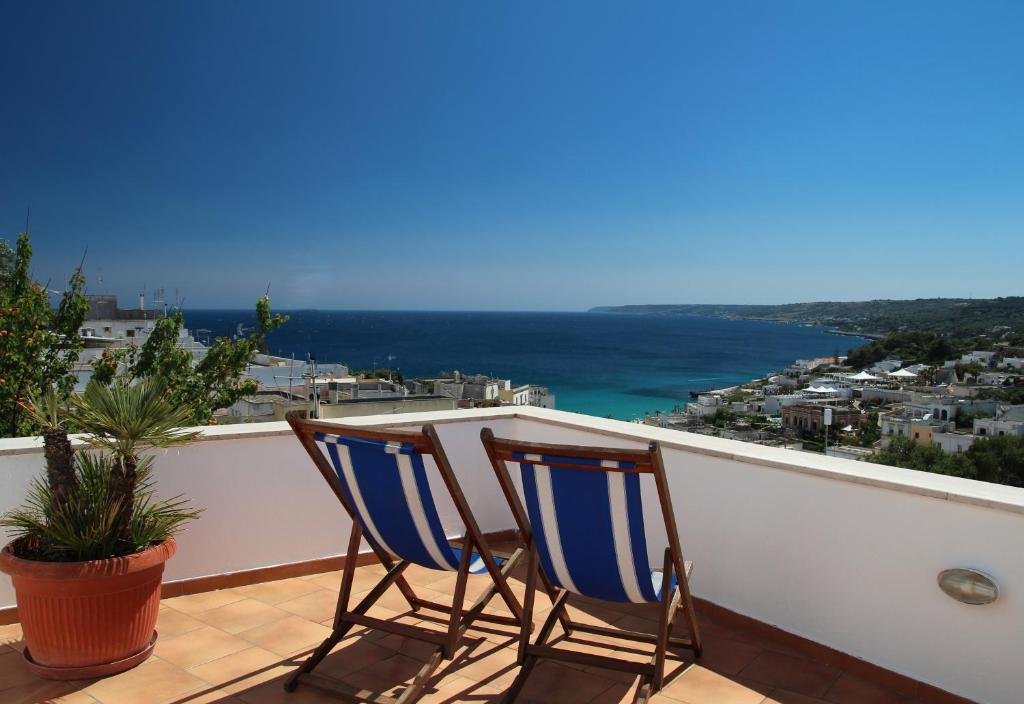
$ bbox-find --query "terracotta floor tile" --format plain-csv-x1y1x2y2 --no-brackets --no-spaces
0,676,84,704
304,565,387,594
401,564,448,587
1,623,26,651
765,688,831,704
824,672,913,704
194,599,290,635
0,648,42,692
516,660,621,704
423,573,493,600
236,615,332,657
418,673,504,703
300,571,343,591
155,626,253,669
0,565,924,704
434,637,521,690
230,579,323,607
164,589,247,615
739,651,841,699
375,585,432,613
83,658,208,704
188,646,293,694
660,664,766,704
275,589,339,624
568,603,633,629
234,678,340,704
167,687,246,704
312,635,399,680
353,651,431,683
156,607,207,639
49,690,101,703
698,633,766,676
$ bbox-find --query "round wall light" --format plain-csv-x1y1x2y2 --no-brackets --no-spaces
937,568,998,605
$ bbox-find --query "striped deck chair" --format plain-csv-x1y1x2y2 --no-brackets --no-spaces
285,414,526,704
481,429,702,704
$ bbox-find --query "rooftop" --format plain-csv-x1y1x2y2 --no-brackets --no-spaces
2,405,1017,703
1,551,931,704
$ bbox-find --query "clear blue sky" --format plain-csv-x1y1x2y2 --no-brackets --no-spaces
2,2,1021,310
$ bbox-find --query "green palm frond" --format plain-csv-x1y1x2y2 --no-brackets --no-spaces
0,452,200,561
20,384,63,432
71,377,200,460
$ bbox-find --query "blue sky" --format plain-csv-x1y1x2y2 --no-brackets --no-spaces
2,2,1022,310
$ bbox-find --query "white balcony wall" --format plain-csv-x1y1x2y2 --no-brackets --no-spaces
2,407,1023,703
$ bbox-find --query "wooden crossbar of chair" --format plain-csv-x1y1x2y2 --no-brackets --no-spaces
481,429,703,704
284,413,527,704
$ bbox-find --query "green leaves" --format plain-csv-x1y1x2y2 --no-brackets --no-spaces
1,452,200,562
869,434,1024,487
71,377,200,461
0,233,88,438
89,296,287,426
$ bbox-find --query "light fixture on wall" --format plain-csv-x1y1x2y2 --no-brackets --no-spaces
938,568,999,605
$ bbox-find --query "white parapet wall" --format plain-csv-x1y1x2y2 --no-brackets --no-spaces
2,406,1023,703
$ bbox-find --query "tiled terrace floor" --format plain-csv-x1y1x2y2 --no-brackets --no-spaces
1,559,922,704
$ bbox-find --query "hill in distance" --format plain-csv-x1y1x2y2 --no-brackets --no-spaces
589,298,1024,338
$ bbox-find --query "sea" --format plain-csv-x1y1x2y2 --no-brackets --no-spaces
183,310,868,421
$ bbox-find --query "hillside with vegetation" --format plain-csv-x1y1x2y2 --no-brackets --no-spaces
590,298,1024,338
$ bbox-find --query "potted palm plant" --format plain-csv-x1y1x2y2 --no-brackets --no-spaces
0,379,200,679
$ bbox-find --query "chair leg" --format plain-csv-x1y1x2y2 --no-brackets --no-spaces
503,588,569,702
285,557,411,693
517,547,539,664
394,647,445,704
652,549,675,691
501,653,538,704
675,567,702,659
458,547,525,631
332,522,364,629
444,538,474,659
537,569,574,636
633,677,654,704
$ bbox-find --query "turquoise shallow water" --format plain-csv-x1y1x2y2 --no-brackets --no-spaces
184,310,868,421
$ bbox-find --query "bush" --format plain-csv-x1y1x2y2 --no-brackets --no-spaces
2,452,199,561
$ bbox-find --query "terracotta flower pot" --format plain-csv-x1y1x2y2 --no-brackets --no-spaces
0,537,176,680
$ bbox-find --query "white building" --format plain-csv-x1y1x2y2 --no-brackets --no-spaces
961,350,997,367
77,294,208,365
1001,357,1024,370
502,384,555,409
932,431,976,454
974,417,1024,438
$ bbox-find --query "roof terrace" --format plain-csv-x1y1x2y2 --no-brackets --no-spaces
3,406,1019,703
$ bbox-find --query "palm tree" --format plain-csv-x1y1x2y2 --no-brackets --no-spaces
21,386,77,509
71,378,199,547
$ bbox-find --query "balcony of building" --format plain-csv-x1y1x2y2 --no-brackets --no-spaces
3,406,1021,704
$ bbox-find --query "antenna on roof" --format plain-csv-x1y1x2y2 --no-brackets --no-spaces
153,287,167,316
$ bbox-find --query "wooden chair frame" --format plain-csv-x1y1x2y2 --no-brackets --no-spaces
284,413,526,703
480,429,702,704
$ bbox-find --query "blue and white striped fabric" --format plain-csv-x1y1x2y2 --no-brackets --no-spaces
315,432,498,574
511,452,669,603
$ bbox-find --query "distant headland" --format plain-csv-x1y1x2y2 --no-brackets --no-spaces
588,297,1024,338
